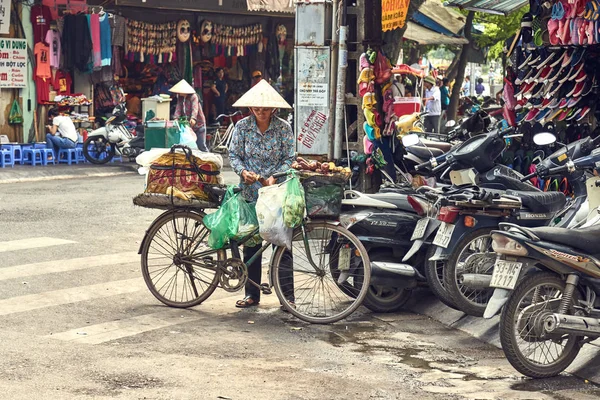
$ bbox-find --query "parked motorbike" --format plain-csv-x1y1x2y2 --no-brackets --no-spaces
432,132,600,317
340,124,531,312
490,149,600,377
83,103,144,164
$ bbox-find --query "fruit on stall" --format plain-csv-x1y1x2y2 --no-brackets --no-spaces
291,157,351,175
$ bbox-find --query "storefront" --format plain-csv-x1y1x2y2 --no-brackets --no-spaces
28,0,295,143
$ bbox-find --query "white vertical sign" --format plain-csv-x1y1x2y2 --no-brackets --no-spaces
0,0,10,35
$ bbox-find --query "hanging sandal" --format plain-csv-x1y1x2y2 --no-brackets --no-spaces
235,296,259,308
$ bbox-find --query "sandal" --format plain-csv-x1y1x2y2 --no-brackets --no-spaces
280,300,296,313
235,296,259,308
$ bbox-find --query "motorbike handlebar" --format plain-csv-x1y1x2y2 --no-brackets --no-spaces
520,172,536,182
431,160,450,174
415,160,431,171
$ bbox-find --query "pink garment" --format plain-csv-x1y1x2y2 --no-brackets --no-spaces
90,14,102,68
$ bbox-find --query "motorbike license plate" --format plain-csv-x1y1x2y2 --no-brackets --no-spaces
411,218,429,241
432,222,455,248
490,260,523,290
338,247,352,271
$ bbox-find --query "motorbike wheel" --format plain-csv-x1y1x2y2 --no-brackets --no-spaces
83,135,115,164
361,251,412,313
444,228,495,317
423,246,459,310
499,271,582,378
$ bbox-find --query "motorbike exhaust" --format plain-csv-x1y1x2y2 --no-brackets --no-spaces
371,261,416,277
544,313,600,337
458,273,492,290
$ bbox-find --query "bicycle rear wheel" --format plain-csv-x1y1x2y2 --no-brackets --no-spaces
270,222,371,324
140,210,224,308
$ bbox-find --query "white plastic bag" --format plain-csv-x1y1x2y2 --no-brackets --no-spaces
256,182,293,250
179,125,198,149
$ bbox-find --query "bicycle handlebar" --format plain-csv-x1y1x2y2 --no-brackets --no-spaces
216,111,243,121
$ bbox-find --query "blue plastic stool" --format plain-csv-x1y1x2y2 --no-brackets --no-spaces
75,144,86,163
58,148,78,165
10,145,22,164
0,147,14,167
22,148,43,166
41,149,55,165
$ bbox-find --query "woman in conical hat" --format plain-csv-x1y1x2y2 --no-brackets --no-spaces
229,79,295,309
170,79,208,151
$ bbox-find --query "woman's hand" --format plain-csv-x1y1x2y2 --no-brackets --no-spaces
241,170,258,185
190,118,196,127
264,176,277,186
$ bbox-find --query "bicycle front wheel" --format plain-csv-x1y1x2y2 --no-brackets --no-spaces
141,210,224,308
271,222,371,324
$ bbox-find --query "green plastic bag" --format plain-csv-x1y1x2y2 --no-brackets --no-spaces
8,100,23,124
283,172,305,228
204,186,259,249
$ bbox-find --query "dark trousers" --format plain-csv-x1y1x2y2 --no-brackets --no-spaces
244,243,294,302
424,115,440,133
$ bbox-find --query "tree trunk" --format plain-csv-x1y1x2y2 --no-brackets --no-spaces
407,45,419,65
447,11,474,122
382,0,426,63
445,48,462,81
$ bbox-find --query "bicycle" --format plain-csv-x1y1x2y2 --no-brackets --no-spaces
209,111,243,153
138,170,371,324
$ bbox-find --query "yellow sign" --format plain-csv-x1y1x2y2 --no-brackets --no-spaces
382,0,410,32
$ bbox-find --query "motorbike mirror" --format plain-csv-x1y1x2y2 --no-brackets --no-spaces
402,133,420,148
533,132,557,146
445,120,457,128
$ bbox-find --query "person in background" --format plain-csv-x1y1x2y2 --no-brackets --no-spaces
251,70,263,87
45,108,78,158
440,78,450,111
422,75,441,133
211,67,228,120
391,74,405,98
170,79,208,152
462,76,471,97
228,80,295,309
475,77,485,96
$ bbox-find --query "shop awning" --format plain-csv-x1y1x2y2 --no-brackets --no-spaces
416,0,466,35
443,0,528,16
246,0,294,14
403,21,469,45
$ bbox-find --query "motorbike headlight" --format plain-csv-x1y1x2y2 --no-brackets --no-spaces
491,233,528,256
339,210,372,230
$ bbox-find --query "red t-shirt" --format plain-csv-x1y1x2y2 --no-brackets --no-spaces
54,70,72,95
30,4,53,44
34,42,51,79
35,76,50,103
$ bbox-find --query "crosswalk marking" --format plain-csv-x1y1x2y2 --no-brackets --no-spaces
0,237,76,253
0,278,143,316
0,252,141,281
48,295,281,345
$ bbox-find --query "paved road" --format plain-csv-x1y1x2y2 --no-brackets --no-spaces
0,173,598,399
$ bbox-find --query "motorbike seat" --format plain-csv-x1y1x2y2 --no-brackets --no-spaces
506,190,566,213
420,139,452,152
406,146,444,159
527,225,600,256
362,193,415,212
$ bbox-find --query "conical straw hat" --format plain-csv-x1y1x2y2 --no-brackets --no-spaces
169,79,196,95
233,79,291,109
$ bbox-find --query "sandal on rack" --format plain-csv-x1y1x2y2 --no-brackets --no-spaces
235,296,259,308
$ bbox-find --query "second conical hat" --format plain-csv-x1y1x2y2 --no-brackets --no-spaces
169,79,196,95
233,79,291,109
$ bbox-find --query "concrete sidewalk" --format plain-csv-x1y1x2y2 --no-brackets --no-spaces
399,289,600,385
0,163,139,184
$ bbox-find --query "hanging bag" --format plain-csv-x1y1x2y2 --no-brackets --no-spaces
8,100,23,124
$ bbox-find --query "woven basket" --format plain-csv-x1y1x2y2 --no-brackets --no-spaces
133,193,219,210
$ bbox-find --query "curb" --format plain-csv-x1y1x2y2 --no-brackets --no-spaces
402,289,600,385
0,171,136,184
0,165,138,185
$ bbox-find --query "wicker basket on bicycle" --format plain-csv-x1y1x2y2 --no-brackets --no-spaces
296,170,351,218
133,145,226,210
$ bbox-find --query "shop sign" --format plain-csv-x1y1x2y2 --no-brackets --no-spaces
382,0,410,32
0,39,27,88
0,0,11,34
295,46,331,155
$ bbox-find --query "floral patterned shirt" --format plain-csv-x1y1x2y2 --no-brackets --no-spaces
228,115,295,201
173,93,206,133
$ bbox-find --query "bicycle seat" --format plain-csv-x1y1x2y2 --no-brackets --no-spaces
207,185,242,202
